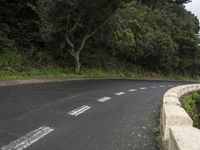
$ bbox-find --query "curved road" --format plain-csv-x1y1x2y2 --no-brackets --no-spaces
0,79,186,150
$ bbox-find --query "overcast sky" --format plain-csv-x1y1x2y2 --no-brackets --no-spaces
185,0,200,21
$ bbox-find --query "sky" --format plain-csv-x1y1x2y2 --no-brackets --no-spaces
185,0,200,21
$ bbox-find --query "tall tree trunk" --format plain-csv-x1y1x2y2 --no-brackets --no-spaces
74,52,81,74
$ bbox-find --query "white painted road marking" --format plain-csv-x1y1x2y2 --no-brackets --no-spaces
115,92,125,96
97,97,111,102
129,89,137,92
1,126,54,150
150,86,157,88
168,85,174,87
140,87,147,90
68,105,91,116
160,85,165,88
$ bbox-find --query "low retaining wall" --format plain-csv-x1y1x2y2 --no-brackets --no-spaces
161,84,200,150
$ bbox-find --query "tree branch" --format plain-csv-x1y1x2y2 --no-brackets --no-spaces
66,15,70,30
68,16,81,33
88,19,109,38
76,19,109,54
66,36,75,56
77,34,90,54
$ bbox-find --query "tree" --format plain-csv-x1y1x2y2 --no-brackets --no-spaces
0,0,40,51
166,0,191,4
36,0,130,73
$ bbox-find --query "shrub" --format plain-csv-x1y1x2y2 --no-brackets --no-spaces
182,92,200,128
0,50,22,70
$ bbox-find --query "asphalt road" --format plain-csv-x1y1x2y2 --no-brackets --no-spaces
0,79,186,150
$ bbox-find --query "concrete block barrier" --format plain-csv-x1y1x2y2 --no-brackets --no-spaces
161,84,200,150
163,105,193,141
169,126,200,150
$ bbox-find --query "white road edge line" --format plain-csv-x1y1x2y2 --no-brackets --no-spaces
68,105,91,116
140,87,147,90
114,92,125,96
1,126,54,150
128,89,137,92
97,97,111,102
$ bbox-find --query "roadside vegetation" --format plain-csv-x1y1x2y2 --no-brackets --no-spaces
182,92,200,129
0,68,199,81
0,0,200,80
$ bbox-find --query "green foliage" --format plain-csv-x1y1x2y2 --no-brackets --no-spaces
36,51,53,64
112,26,136,50
0,66,198,81
35,0,132,47
167,0,191,5
141,30,178,72
0,0,40,50
35,0,133,73
0,0,44,70
182,92,200,128
0,0,200,78
22,47,54,66
0,50,22,69
101,1,181,73
140,0,191,6
0,30,15,52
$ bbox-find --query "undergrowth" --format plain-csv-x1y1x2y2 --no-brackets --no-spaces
0,67,199,81
182,92,200,129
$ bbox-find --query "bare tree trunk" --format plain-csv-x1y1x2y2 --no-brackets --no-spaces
74,52,81,74
66,29,101,73
65,17,108,74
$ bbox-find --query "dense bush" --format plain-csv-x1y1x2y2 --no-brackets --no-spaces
97,1,200,74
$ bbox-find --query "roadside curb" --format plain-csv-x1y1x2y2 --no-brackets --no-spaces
0,78,119,87
0,77,195,87
161,84,200,150
0,78,75,87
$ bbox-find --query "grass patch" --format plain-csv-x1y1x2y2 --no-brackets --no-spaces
182,92,200,129
0,67,199,81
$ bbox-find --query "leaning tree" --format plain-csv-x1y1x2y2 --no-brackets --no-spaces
36,0,131,73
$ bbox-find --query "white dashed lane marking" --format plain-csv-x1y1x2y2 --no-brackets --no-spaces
140,87,147,90
1,126,54,150
115,92,125,96
168,85,174,87
68,105,91,116
128,89,137,92
160,85,166,88
97,97,111,102
150,86,157,88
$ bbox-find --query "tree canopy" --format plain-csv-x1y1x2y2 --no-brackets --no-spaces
36,0,132,73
